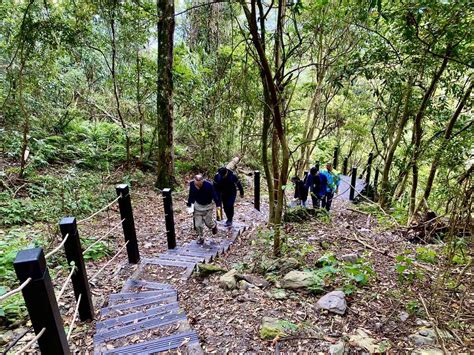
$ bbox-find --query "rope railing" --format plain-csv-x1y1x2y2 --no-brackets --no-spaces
0,277,32,303
83,218,126,254
45,233,70,259
14,327,46,355
66,294,82,341
90,240,129,281
77,195,121,224
56,266,76,302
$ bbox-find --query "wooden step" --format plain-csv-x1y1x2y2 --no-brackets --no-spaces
96,331,200,355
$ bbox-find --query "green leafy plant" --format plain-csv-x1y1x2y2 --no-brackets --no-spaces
415,247,437,264
395,253,423,282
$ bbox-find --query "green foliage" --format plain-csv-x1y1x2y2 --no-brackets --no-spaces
415,247,437,264
308,253,375,295
395,252,424,282
406,299,422,317
82,241,111,262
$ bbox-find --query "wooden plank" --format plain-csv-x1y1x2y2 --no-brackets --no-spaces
122,279,175,292
108,290,176,306
96,303,181,332
159,253,205,263
98,331,200,355
94,312,187,343
100,295,177,317
142,257,197,269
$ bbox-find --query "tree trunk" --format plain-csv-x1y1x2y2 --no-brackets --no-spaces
379,80,413,208
417,81,472,211
156,0,176,189
136,48,145,164
409,52,450,216
109,3,131,168
242,0,290,256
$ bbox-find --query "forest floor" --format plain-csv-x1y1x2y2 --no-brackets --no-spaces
1,172,472,354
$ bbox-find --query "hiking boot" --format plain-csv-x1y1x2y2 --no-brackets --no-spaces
212,225,218,235
197,236,204,245
224,219,233,227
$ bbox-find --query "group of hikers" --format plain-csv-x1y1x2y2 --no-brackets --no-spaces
186,162,340,244
291,162,340,212
186,167,243,244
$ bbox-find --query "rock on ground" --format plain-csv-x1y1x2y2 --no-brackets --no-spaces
219,269,239,290
316,290,347,315
349,328,391,353
280,270,313,289
329,341,346,355
259,317,297,340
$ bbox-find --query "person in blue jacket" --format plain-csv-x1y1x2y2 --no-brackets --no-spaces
320,163,340,211
305,166,328,209
213,167,244,227
306,166,327,208
187,174,221,243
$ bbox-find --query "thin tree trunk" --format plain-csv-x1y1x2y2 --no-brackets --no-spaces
136,48,145,163
417,81,472,212
380,80,413,208
110,2,131,167
156,0,176,188
409,51,450,215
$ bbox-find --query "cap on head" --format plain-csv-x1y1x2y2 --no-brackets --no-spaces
218,167,228,176
310,167,317,175
291,176,299,182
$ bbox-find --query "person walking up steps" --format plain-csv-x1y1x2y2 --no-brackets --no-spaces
213,167,244,227
305,166,328,209
291,176,308,207
320,163,340,212
187,174,221,244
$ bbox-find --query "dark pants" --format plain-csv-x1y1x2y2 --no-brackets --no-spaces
322,191,334,211
310,191,322,209
222,194,236,221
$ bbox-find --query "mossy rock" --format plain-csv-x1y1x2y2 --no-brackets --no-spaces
259,317,298,340
197,263,227,277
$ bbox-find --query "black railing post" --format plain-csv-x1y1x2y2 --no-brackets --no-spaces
162,188,176,249
333,147,339,169
14,248,70,354
59,217,94,321
349,167,357,201
366,152,373,186
116,184,140,264
343,157,348,175
254,170,260,211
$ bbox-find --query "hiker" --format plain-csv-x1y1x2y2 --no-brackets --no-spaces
213,167,244,227
187,174,221,244
305,167,327,209
320,163,340,211
291,176,308,207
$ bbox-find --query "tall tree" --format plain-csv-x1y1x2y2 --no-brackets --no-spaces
156,0,175,188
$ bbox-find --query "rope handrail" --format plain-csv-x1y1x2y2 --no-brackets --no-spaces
66,294,82,341
45,233,70,259
77,195,121,224
0,277,32,303
56,266,76,302
83,218,126,254
90,241,129,281
14,327,46,355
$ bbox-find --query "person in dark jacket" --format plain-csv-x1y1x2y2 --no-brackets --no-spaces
187,174,221,243
305,167,328,209
291,176,308,207
213,167,244,227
